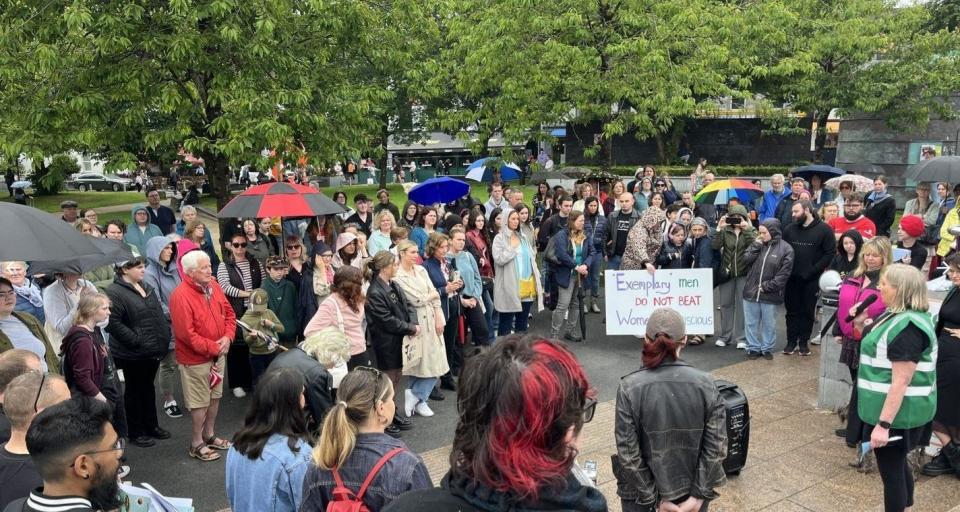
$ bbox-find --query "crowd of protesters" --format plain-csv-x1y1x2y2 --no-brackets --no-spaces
0,159,958,512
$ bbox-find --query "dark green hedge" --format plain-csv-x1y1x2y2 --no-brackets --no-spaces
582,165,791,177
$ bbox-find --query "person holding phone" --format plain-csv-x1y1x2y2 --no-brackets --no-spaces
422,233,463,392
711,205,755,349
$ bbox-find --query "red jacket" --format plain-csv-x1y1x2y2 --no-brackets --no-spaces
170,278,235,365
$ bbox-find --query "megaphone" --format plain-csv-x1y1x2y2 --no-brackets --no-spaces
819,270,842,293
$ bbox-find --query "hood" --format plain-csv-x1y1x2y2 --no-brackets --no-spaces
145,235,177,267
130,204,149,224
249,289,269,311
760,218,782,241
498,207,518,236
727,204,749,219
837,229,864,255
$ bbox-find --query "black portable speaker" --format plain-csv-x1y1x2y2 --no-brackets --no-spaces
716,379,749,475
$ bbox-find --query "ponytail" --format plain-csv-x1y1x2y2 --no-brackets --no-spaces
641,333,679,369
311,369,394,470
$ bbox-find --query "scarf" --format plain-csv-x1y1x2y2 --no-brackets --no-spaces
443,471,607,512
14,282,43,308
313,265,333,300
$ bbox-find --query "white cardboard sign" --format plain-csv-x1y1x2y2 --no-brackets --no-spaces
604,269,715,335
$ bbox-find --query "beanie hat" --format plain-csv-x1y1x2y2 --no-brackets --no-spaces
899,214,924,238
646,308,686,340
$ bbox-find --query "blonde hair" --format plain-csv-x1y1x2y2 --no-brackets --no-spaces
284,235,308,265
374,210,396,230
395,239,416,257
426,232,449,258
73,293,110,325
853,237,893,278
313,369,394,470
300,327,351,368
1,261,27,274
881,264,928,313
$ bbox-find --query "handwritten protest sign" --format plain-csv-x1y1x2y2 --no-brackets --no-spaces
604,269,714,335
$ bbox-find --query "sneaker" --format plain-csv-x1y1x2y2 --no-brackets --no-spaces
392,415,413,431
591,302,601,313
415,402,435,417
429,387,445,401
798,347,812,356
232,387,246,398
404,389,416,418
563,332,584,343
164,401,183,418
385,424,402,438
714,339,727,348
782,342,798,355
809,336,822,346
736,342,747,350
762,351,773,360
118,465,131,479
746,351,761,360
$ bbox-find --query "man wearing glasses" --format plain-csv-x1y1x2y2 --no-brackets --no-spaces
8,398,124,512
0,372,70,509
827,191,876,239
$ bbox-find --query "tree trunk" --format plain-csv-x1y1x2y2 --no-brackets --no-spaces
813,112,830,164
378,119,390,190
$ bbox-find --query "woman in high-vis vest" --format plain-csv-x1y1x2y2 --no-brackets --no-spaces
851,264,937,512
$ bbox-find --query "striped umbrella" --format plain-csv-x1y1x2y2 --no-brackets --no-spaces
216,182,345,218
694,179,763,205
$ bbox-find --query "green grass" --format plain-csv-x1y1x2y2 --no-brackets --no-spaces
2,191,147,212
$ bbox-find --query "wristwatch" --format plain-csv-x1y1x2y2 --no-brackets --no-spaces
878,420,892,429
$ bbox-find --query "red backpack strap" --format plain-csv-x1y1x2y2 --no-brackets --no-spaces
354,447,405,500
330,467,355,502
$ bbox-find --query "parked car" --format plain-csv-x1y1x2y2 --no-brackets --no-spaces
66,173,133,192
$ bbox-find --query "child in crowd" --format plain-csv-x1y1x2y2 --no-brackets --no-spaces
896,214,928,271
261,256,299,348
240,289,284,385
656,223,691,269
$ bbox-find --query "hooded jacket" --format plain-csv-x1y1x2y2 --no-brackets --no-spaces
170,277,236,366
105,277,171,361
830,230,864,278
742,219,795,304
123,205,164,256
709,205,756,278
782,211,836,281
621,207,667,270
261,276,299,344
143,236,182,315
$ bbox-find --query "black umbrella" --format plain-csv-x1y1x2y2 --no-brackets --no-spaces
27,237,135,276
0,202,109,262
217,182,346,218
905,156,960,183
790,164,844,183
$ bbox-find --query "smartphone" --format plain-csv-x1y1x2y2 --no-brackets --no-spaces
450,270,461,283
582,460,598,483
724,216,740,225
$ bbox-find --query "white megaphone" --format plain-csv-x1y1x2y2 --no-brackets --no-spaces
819,270,843,294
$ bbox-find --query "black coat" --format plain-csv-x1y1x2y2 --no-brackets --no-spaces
365,277,418,350
865,194,896,238
267,348,334,428
105,278,170,361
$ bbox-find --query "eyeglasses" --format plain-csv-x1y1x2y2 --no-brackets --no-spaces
839,186,851,190
69,437,125,468
582,396,598,423
355,366,383,378
286,245,300,250
33,372,45,413
231,242,248,248
320,253,334,258
844,204,861,209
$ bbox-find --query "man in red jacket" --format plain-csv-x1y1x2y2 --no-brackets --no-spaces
170,250,235,462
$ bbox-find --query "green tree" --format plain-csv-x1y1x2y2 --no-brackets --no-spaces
427,0,758,168
0,0,396,208
748,0,960,163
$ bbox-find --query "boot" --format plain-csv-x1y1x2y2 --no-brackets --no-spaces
922,451,954,476
942,441,960,479
591,296,601,313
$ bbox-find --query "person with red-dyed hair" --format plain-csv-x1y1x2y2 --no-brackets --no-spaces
614,308,728,512
383,335,606,512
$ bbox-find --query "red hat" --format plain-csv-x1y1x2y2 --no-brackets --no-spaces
899,214,924,238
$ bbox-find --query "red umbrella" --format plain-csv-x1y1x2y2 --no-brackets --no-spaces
216,182,346,218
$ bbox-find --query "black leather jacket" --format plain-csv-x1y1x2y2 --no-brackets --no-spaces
614,361,727,506
365,277,418,348
267,348,333,429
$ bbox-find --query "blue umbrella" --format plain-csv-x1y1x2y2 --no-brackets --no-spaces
408,177,470,205
791,164,844,183
464,157,521,182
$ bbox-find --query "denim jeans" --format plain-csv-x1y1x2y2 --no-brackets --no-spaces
743,299,777,353
551,277,582,338
497,301,533,337
607,254,622,271
408,376,438,403
588,255,602,297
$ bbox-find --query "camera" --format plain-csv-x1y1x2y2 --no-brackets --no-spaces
724,216,741,225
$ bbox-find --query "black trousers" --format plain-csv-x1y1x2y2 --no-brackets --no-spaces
784,277,820,347
113,357,160,438
622,499,710,512
346,350,373,371
463,301,489,346
227,336,253,391
875,441,915,511
443,299,463,377
845,366,864,445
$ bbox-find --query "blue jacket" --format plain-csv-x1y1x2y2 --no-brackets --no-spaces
691,235,714,269
225,434,312,512
551,228,596,289
758,189,790,221
410,227,429,257
584,213,609,254
422,257,456,320
446,251,482,300
123,205,164,256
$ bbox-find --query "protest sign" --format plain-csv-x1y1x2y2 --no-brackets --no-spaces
604,269,714,335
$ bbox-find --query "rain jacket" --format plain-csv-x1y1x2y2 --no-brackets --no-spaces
143,236,182,314
123,205,163,256
621,207,667,270
104,277,170,361
710,205,756,278
742,219,794,304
